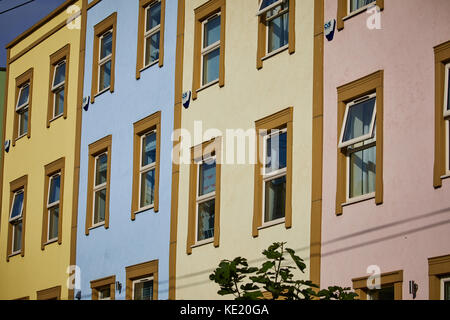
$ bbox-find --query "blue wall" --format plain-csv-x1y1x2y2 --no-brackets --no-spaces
76,0,178,300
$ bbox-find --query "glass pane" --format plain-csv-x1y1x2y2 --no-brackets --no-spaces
447,68,450,111
145,31,160,66
99,60,111,91
349,145,376,198
140,169,155,208
204,15,220,48
265,131,287,174
100,31,113,59
53,62,66,87
445,281,450,300
202,48,220,85
48,206,59,240
368,285,394,300
350,0,375,12
197,199,215,241
99,287,111,300
146,2,161,31
54,88,65,117
19,109,28,136
198,160,216,196
142,132,157,166
94,189,106,224
342,97,376,143
268,12,289,53
13,222,22,253
134,280,154,300
17,85,29,107
10,191,24,220
95,154,108,186
48,175,61,204
264,175,286,222
259,0,280,11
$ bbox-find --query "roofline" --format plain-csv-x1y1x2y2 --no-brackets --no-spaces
5,0,78,49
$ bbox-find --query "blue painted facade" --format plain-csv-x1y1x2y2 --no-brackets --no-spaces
76,0,178,300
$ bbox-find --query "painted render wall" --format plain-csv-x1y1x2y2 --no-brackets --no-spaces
0,1,82,300
321,0,450,299
0,69,5,164
75,0,178,300
174,0,316,299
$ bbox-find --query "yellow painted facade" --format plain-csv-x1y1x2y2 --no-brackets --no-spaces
174,0,317,299
0,0,82,300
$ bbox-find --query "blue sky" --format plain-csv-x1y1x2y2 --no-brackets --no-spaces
0,0,66,67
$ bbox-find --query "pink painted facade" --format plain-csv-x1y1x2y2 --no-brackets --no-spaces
321,0,450,299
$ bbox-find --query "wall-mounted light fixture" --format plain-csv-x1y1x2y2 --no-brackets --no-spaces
409,280,418,299
116,281,122,294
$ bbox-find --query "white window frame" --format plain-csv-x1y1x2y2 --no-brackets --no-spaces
10,189,24,255
257,0,286,16
16,83,30,138
92,152,107,227
132,276,154,300
200,13,221,87
441,276,450,300
47,173,61,243
195,155,216,244
51,60,66,119
261,128,287,225
347,0,376,15
138,130,157,211
97,30,113,94
264,0,289,55
143,0,161,68
338,93,377,149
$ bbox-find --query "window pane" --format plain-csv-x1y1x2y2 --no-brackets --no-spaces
350,0,375,12
94,189,106,224
145,31,160,66
197,199,215,241
134,280,153,300
140,169,155,208
265,132,287,174
53,62,66,87
54,87,65,117
13,221,22,253
447,68,450,111
268,12,289,53
48,206,59,240
445,281,450,300
264,175,286,222
19,109,28,136
146,2,161,31
48,175,61,204
368,285,394,300
202,48,220,85
142,132,157,167
259,0,280,11
342,97,376,143
100,32,113,59
99,287,111,300
204,15,220,48
95,154,108,186
10,191,24,220
198,160,216,196
99,60,112,91
349,145,376,198
17,85,29,107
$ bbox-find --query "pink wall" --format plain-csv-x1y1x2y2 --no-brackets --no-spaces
321,0,450,299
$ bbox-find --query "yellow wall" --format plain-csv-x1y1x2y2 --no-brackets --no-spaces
0,0,82,300
175,0,316,299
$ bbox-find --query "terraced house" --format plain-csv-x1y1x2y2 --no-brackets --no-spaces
169,0,325,299
74,0,179,300
320,0,450,300
0,0,84,300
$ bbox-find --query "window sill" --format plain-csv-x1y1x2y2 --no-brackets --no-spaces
441,173,450,180
94,87,111,99
44,239,58,246
8,252,21,259
133,205,155,217
343,3,377,22
89,222,105,231
15,133,28,143
261,45,289,62
342,193,375,207
140,60,159,74
258,218,285,231
191,238,214,249
196,79,219,94
48,113,64,125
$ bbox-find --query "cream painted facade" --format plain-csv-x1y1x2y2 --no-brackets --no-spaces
0,0,82,300
173,0,319,299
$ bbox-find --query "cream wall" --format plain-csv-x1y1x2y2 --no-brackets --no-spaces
0,1,81,300
175,0,316,299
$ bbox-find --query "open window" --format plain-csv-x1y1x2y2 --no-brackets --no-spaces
9,190,24,256
98,30,113,93
51,61,66,119
16,83,30,139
